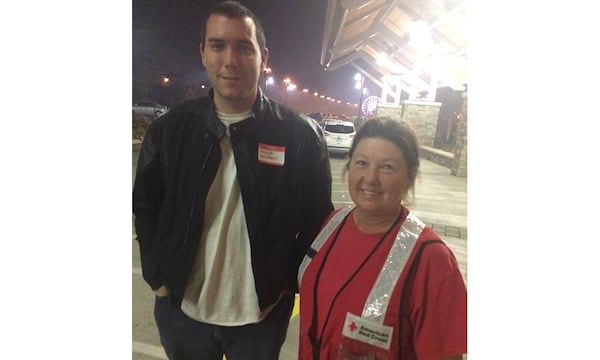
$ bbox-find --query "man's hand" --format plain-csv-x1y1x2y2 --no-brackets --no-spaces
155,285,169,297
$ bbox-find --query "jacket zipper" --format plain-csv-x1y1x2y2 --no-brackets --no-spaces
181,138,215,260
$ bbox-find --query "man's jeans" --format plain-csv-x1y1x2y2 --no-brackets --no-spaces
154,294,294,360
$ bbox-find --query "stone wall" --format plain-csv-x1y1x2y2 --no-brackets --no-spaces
378,99,467,176
450,92,467,177
420,146,453,168
377,104,403,119
378,101,441,148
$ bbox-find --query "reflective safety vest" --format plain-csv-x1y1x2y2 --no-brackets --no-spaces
298,205,426,323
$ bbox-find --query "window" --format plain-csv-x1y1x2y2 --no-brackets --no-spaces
324,124,354,134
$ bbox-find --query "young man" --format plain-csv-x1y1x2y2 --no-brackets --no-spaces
132,1,334,359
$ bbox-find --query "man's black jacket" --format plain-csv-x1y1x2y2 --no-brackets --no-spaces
133,89,334,310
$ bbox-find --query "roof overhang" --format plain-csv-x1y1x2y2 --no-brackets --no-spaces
321,0,467,100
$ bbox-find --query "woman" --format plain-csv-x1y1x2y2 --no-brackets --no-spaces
298,118,467,360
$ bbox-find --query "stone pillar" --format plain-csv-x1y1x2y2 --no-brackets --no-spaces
377,103,403,120
450,92,467,177
377,101,441,147
399,100,441,147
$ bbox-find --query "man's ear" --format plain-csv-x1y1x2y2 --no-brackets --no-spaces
199,43,206,67
261,47,269,68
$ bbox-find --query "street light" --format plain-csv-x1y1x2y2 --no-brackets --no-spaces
354,73,365,117
264,67,273,95
286,83,296,106
283,77,295,105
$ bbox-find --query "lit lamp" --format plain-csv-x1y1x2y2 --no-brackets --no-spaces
354,73,365,117
264,67,273,95
283,77,294,105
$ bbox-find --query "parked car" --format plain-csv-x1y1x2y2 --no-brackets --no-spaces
321,119,356,154
133,100,169,117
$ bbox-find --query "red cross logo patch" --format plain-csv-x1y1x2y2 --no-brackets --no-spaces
348,321,358,332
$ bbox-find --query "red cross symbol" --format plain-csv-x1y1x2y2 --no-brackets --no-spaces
348,321,358,332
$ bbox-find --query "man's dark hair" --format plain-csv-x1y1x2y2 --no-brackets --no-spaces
201,1,267,52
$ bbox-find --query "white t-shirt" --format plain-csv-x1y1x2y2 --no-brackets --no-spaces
180,111,276,325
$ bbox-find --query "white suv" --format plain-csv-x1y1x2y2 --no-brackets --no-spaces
321,119,356,154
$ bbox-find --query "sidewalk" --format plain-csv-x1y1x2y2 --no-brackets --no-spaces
410,158,467,281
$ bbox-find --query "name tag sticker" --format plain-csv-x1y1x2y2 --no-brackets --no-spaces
258,143,285,166
342,312,394,350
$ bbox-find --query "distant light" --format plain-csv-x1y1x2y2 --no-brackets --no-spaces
266,76,274,85
302,88,309,93
314,92,319,96
354,72,364,90
163,77,170,83
409,20,429,42
376,53,401,73
409,20,433,52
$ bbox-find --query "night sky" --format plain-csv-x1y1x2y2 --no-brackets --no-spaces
133,0,360,105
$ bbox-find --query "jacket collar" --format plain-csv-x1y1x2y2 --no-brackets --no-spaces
203,87,271,138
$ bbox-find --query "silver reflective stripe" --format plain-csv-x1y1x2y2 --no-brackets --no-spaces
361,212,425,323
297,205,354,286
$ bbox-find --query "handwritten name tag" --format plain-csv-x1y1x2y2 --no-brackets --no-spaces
258,143,285,166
